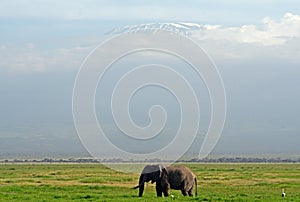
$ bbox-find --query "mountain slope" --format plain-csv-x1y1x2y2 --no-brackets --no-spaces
107,22,208,35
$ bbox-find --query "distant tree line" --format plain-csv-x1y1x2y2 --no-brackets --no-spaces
185,157,300,163
1,157,300,163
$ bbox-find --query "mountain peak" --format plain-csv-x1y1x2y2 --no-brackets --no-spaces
107,22,204,35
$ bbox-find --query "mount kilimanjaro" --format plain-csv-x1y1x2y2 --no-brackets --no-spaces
107,22,214,35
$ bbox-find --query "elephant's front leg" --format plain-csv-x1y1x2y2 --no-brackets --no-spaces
161,181,170,197
181,189,188,196
155,181,163,197
163,189,169,197
188,187,194,196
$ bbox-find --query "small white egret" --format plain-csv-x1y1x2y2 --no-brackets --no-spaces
282,189,286,197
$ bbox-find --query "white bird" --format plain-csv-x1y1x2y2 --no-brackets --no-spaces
282,189,286,197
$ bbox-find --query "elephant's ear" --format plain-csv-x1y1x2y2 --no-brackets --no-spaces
159,164,168,177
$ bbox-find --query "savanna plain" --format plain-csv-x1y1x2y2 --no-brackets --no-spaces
0,163,299,201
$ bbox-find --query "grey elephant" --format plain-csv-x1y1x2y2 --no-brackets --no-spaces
133,164,197,197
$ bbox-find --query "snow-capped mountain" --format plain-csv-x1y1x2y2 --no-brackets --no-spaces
107,22,206,35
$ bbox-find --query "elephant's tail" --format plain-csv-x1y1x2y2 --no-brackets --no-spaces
132,185,139,189
194,177,198,196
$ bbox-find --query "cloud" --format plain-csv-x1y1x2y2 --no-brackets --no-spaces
1,13,299,72
0,43,93,72
191,13,300,46
0,43,46,72
263,13,300,38
184,13,300,64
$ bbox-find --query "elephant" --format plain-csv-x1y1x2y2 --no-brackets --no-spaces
133,164,197,197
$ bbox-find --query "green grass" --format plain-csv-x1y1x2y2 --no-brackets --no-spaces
0,163,300,201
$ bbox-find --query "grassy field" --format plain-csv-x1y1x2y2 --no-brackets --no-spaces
0,163,300,201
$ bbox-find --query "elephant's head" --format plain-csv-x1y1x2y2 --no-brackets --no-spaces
133,164,166,197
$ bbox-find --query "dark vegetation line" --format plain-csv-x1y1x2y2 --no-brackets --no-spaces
1,157,300,163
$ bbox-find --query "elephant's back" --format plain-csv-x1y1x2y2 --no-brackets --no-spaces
166,166,196,187
168,165,195,177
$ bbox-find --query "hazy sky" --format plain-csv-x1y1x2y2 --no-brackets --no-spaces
0,0,300,158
